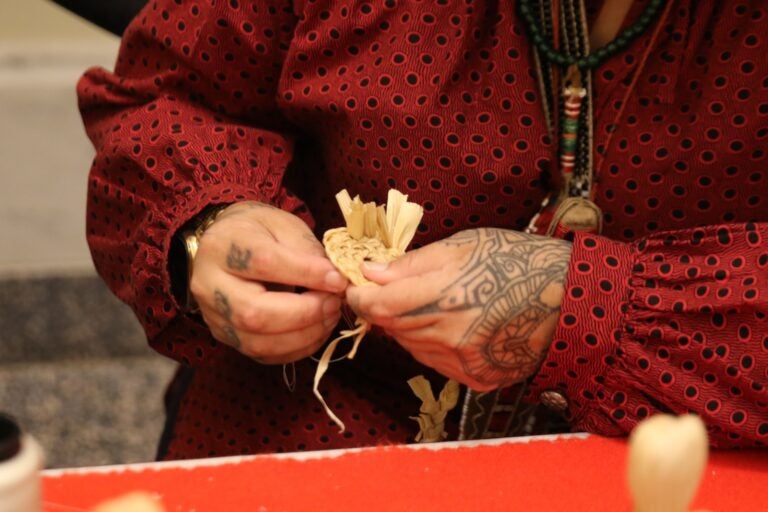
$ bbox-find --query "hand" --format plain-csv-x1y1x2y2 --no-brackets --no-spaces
190,201,348,364
347,229,571,390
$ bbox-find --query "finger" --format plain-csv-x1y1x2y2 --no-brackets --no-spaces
208,323,244,351
360,242,453,284
238,314,341,363
346,273,447,326
205,306,340,362
225,238,347,293
383,325,449,348
199,274,343,334
249,331,331,365
232,290,342,335
394,346,495,391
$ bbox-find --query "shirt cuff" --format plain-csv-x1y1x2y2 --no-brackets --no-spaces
525,232,635,431
139,182,270,366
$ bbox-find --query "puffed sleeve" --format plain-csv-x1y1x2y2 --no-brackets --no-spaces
78,0,309,366
527,224,768,447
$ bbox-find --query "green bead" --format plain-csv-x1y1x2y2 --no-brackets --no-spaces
532,32,544,45
555,53,570,66
562,140,578,153
625,24,642,38
584,54,600,69
605,41,619,55
563,118,579,131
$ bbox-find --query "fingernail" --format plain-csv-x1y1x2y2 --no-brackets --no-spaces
363,261,388,271
324,270,346,290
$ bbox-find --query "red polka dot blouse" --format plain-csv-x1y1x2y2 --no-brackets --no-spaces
78,0,768,458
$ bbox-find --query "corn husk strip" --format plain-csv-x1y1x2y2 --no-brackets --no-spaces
386,189,423,253
407,376,460,443
312,318,368,432
376,205,390,248
317,189,423,431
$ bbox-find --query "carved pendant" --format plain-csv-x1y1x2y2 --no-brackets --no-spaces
545,196,603,236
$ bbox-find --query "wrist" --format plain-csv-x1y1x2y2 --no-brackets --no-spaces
530,241,571,359
170,203,231,312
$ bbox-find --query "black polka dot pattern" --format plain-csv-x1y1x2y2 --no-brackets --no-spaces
77,0,768,457
529,227,768,448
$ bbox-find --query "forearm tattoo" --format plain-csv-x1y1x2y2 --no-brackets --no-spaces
407,229,570,387
214,289,241,348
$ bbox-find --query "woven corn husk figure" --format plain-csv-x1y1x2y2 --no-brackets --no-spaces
316,189,423,431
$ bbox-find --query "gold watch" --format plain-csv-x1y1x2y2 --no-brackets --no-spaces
178,204,230,312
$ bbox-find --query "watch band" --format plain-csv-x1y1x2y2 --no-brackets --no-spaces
178,204,230,313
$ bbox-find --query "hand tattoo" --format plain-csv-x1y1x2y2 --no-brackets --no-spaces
222,325,240,349
407,229,570,387
214,289,241,348
226,242,251,271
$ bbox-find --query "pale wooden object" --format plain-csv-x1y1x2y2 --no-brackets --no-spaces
628,414,708,512
91,492,165,512
316,189,423,431
407,376,460,443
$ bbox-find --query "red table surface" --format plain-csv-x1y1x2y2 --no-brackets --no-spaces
42,434,767,512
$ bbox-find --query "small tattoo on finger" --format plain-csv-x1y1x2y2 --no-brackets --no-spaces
226,242,252,271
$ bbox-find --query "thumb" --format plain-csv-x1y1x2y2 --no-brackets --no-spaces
361,243,449,284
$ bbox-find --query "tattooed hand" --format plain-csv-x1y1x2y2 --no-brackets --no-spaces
190,201,347,364
346,229,571,390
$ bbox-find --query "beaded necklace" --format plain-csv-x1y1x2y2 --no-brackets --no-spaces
520,0,666,70
461,0,675,443
520,0,667,226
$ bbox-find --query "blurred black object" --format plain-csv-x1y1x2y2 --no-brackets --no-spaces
0,414,21,462
49,0,147,36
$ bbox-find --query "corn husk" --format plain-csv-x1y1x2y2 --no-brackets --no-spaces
407,376,460,442
316,189,422,431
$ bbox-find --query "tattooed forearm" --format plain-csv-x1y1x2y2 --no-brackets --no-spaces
408,229,571,387
226,242,251,271
214,289,241,348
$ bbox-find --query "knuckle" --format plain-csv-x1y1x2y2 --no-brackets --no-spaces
250,248,275,272
303,304,324,326
241,346,263,361
199,310,216,330
197,227,225,255
208,327,224,343
368,303,394,325
456,344,477,364
300,259,326,285
189,275,207,302
239,338,266,361
236,307,267,332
